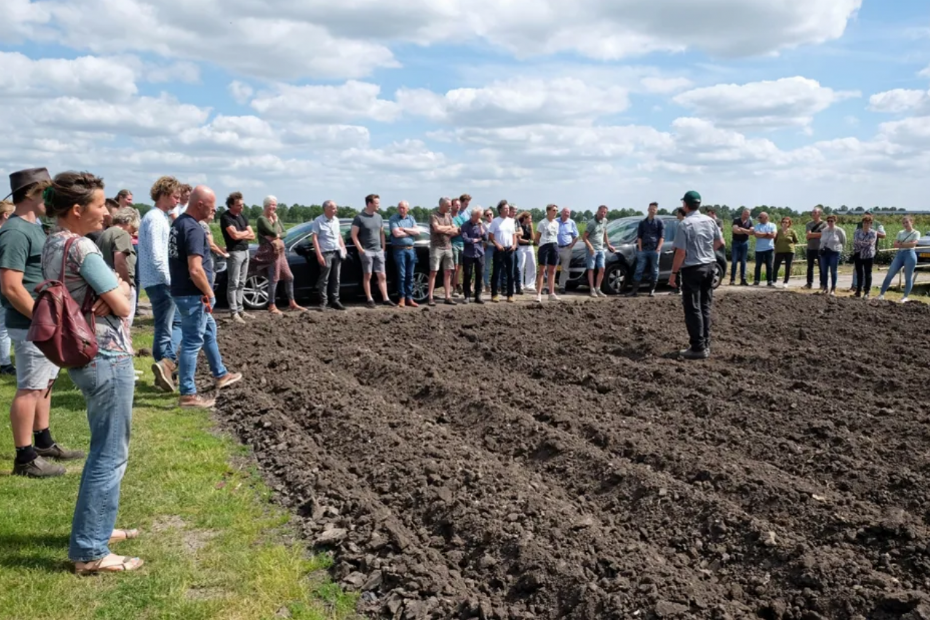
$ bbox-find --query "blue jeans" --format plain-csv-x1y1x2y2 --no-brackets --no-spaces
819,249,840,290
174,295,227,396
393,247,416,301
484,245,495,286
633,250,659,285
880,249,917,297
145,284,181,363
731,241,749,282
68,355,135,562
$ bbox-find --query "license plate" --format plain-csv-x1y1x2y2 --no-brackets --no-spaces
921,253,930,259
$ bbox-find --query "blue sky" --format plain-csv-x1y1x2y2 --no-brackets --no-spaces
0,0,928,211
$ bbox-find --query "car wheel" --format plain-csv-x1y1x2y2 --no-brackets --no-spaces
411,270,429,302
242,275,270,309
712,262,723,289
602,263,628,295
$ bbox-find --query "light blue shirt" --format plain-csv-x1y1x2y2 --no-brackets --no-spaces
673,211,722,267
311,215,342,252
138,207,171,288
389,214,418,248
753,222,777,253
557,218,579,246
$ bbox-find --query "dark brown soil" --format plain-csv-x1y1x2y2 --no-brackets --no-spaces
213,293,930,620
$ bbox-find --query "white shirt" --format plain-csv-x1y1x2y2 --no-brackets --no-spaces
138,208,172,288
537,218,559,246
489,216,516,248
169,203,188,219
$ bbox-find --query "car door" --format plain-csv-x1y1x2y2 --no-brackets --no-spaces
658,219,678,279
339,223,364,293
289,230,321,298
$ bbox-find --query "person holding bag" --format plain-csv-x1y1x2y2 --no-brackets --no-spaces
852,215,877,299
254,195,304,314
40,171,142,575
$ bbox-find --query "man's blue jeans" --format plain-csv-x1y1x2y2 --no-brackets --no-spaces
145,284,181,363
174,296,227,396
393,247,416,302
731,241,749,282
68,354,135,562
633,250,659,286
484,245,495,287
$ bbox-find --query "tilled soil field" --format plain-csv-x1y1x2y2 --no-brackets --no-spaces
214,293,930,620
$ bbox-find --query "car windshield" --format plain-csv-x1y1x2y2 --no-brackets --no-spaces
283,222,314,246
608,219,641,244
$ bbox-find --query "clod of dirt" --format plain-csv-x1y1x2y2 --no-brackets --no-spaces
212,295,930,619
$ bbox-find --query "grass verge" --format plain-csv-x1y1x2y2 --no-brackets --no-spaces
0,320,357,620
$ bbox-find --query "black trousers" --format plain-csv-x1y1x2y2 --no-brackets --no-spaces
754,249,774,284
773,252,794,284
492,249,515,297
681,263,715,352
854,256,874,294
806,249,821,286
463,255,485,299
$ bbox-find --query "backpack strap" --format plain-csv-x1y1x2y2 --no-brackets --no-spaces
59,235,98,323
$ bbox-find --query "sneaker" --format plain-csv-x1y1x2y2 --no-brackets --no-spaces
803,283,812,289
364,299,376,309
179,395,216,409
740,281,749,287
492,296,500,303
515,289,523,295
240,312,253,320
829,290,836,297
648,290,656,298
215,372,243,390
767,282,774,287
680,348,709,360
752,282,760,286
462,297,471,305
427,298,437,307
35,443,85,461
318,303,329,312
12,455,65,478
854,291,862,298
452,290,462,298
233,313,246,324
864,293,870,300
151,359,176,393
589,290,597,298
877,294,885,301
535,294,543,303
728,280,735,286
0,363,15,376
558,288,567,295
444,298,456,306
548,293,560,302
382,299,397,307
848,287,856,293
506,296,515,303
330,301,346,311
631,290,639,297
476,297,485,304
900,297,910,304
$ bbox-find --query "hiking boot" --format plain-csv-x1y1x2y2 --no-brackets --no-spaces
0,363,15,376
13,455,65,478
233,313,246,324
152,359,176,393
179,395,216,409
35,443,85,461
491,296,500,303
364,299,376,309
215,372,243,390
680,348,709,360
506,296,515,303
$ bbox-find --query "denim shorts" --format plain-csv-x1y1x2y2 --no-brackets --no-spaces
452,245,464,266
537,243,559,267
586,250,606,270
360,249,386,274
7,328,60,391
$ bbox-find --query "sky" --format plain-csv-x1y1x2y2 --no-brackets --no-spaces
0,0,929,211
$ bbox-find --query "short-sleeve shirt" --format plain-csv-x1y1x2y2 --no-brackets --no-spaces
451,213,467,249
805,220,826,250
351,211,384,252
168,214,213,297
389,214,418,248
673,211,722,268
753,222,777,253
732,217,753,243
586,217,609,252
42,230,131,355
311,215,342,252
98,226,136,281
853,229,878,259
488,216,516,248
897,229,921,245
0,215,47,329
430,211,454,249
557,219,579,246
536,219,559,246
637,217,665,252
220,210,250,252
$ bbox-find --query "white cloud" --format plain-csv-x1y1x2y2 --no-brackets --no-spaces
251,81,400,123
0,51,137,100
228,81,254,105
868,89,930,114
398,78,629,127
32,94,210,136
673,77,860,129
920,65,930,79
640,76,693,94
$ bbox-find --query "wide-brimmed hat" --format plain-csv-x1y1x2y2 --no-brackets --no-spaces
5,168,51,201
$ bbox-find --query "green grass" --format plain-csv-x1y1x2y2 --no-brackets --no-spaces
0,321,357,620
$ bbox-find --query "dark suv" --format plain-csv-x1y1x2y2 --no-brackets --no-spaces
560,215,728,294
213,218,432,309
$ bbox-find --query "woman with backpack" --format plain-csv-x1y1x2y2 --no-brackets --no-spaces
40,171,142,575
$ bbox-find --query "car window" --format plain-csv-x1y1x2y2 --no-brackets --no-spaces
283,222,313,247
664,220,678,242
608,220,640,245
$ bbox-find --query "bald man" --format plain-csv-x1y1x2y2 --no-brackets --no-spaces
168,186,242,409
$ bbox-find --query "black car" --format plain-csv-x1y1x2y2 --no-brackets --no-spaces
213,218,432,309
560,215,728,294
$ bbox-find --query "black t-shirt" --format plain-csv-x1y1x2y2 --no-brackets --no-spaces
169,214,214,297
732,217,753,243
220,210,249,252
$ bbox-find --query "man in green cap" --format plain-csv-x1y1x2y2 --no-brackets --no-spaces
668,190,724,360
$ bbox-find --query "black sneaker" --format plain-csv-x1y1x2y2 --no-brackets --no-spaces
740,280,749,286
803,283,813,289
475,297,485,305
35,443,85,461
767,282,774,287
0,364,15,376
728,280,735,286
364,299,376,309
680,348,709,360
462,297,471,305
330,301,346,311
12,455,65,478
648,289,656,298
318,303,329,312
382,299,397,307
444,298,456,306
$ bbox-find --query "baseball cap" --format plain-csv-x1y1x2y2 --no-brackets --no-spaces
681,190,701,205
